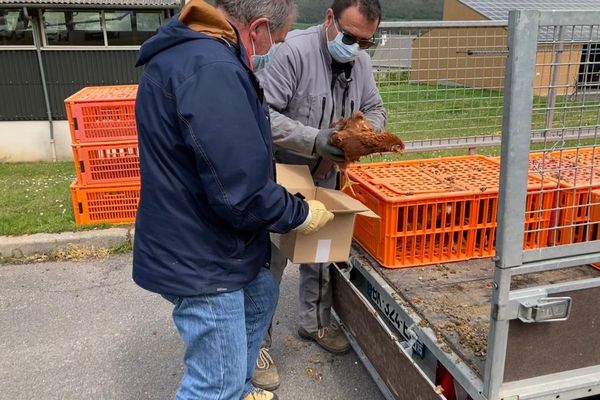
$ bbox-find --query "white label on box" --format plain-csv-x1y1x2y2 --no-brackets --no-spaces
315,240,332,263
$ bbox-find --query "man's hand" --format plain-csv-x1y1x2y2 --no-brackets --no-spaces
294,200,335,235
314,128,346,163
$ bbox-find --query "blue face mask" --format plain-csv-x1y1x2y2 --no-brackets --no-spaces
251,24,274,72
251,48,273,72
327,21,361,64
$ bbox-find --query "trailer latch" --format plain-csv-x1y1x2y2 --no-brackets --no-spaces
517,297,571,323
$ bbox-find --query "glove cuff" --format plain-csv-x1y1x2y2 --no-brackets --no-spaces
293,208,312,232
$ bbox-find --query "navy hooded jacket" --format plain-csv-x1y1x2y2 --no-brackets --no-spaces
132,0,308,296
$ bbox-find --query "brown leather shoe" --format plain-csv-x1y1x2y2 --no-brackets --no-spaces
252,347,280,391
298,324,351,354
242,389,279,400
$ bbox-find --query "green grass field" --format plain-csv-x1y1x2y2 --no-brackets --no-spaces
370,79,599,161
379,82,599,140
1,81,598,235
0,162,111,236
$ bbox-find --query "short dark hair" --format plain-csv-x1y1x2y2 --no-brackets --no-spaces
331,0,382,22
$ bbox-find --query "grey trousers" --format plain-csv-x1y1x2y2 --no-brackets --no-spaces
264,169,337,347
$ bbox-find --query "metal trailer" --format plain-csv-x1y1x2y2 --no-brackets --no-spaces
333,10,600,400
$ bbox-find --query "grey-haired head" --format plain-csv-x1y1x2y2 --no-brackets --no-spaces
215,0,297,33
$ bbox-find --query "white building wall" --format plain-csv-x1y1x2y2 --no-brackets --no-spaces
0,121,73,162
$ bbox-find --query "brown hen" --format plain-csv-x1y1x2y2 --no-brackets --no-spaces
330,112,405,193
330,112,405,162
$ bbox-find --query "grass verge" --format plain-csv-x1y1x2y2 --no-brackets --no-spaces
0,162,110,236
0,239,133,265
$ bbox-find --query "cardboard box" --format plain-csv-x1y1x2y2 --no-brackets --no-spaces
272,164,378,264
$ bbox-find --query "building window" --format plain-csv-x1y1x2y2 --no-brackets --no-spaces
44,10,104,46
43,9,162,47
105,11,162,45
0,8,34,46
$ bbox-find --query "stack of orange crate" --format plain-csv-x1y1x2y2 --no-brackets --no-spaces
528,148,600,245
65,85,141,225
343,155,555,269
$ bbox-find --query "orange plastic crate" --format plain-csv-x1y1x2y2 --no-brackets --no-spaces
345,162,479,268
72,141,140,186
417,156,555,257
529,148,600,245
592,191,600,271
70,180,139,225
65,85,138,144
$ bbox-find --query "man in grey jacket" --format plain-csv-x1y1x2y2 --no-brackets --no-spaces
254,0,386,390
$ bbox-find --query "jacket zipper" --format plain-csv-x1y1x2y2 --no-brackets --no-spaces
317,97,326,129
341,84,350,119
328,75,337,128
312,97,327,174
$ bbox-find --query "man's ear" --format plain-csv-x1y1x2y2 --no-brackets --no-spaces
249,17,269,42
324,8,334,28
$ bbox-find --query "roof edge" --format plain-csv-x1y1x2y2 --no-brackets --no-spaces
455,0,492,20
1,2,180,8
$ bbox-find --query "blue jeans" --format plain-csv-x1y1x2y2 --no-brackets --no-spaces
164,267,279,400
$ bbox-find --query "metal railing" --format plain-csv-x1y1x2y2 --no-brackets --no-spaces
488,10,600,400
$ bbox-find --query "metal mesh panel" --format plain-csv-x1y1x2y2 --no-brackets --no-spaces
372,22,509,151
527,22,600,249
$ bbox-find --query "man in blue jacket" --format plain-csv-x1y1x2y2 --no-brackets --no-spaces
133,1,335,399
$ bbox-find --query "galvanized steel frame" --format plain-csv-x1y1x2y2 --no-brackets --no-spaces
379,20,508,29
499,366,600,400
485,9,600,400
402,127,600,153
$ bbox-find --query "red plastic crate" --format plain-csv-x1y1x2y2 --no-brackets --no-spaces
72,141,140,186
345,162,479,268
70,180,140,225
65,85,138,144
417,156,555,257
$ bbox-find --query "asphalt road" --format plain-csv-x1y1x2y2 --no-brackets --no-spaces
0,254,384,400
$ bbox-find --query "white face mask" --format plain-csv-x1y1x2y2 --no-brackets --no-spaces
251,23,274,71
327,19,360,64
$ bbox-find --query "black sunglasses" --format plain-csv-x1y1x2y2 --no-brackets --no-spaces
333,18,377,50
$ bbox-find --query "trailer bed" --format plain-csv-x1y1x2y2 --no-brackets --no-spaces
351,248,600,378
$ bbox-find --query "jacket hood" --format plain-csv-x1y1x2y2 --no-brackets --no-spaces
137,0,237,67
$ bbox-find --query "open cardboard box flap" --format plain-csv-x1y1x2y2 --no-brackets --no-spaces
276,164,378,218
275,164,315,200
315,188,379,218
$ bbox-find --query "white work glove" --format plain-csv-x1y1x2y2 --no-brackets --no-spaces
294,200,335,235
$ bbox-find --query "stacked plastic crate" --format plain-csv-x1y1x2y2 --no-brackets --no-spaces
65,85,140,225
528,148,600,245
343,155,555,268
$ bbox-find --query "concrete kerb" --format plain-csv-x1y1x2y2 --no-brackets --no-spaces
0,228,133,259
